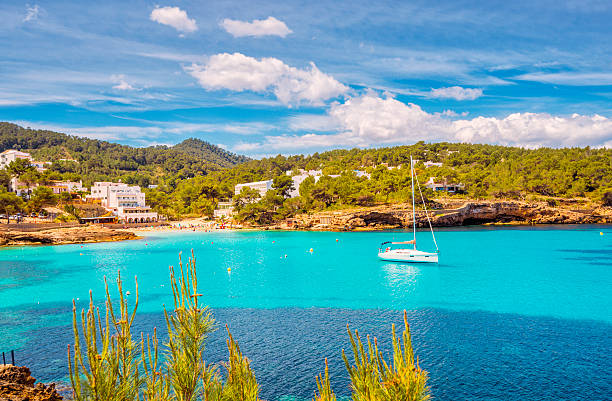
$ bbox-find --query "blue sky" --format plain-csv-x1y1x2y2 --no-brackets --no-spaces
1,0,611,156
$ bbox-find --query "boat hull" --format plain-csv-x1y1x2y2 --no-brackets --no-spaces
378,249,438,263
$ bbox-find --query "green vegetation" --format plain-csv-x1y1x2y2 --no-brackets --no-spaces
3,122,611,223
0,122,248,187
146,143,612,223
68,251,429,400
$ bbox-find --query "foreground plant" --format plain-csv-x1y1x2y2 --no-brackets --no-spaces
68,251,259,401
340,311,430,401
68,273,141,401
68,251,429,401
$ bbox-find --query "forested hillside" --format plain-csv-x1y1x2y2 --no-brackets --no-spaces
0,122,248,186
2,121,611,222
145,142,612,221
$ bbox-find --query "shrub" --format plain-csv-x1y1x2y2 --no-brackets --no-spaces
68,252,428,401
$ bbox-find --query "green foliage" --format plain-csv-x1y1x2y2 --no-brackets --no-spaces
7,158,35,176
313,359,336,401
220,327,260,401
164,252,215,401
0,122,248,186
64,204,81,218
68,273,141,401
273,175,294,198
67,252,262,401
341,311,430,401
0,189,24,221
67,251,431,401
29,186,57,209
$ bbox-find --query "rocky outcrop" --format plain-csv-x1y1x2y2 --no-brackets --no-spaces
284,200,612,231
0,365,63,401
0,225,139,246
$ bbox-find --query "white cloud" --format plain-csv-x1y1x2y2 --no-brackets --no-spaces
429,86,483,100
513,72,612,86
184,52,348,106
237,93,612,152
150,6,197,33
220,16,292,38
23,4,40,22
111,74,137,91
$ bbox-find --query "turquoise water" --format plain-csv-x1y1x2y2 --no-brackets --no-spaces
1,225,611,399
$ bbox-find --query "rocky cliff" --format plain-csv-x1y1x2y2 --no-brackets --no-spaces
282,200,612,231
0,225,139,246
0,365,63,401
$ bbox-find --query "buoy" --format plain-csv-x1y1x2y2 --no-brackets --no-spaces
79,253,83,255
227,267,231,272
600,232,604,235
336,239,339,242
309,248,314,253
272,241,275,243
126,291,131,296
284,254,287,258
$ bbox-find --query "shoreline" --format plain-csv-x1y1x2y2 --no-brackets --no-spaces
2,199,611,247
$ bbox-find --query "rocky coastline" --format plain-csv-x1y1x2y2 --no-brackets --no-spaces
0,365,64,401
0,224,139,246
274,199,612,231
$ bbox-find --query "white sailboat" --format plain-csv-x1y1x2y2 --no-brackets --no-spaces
378,156,439,263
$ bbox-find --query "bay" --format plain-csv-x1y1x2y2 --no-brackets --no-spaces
1,225,611,400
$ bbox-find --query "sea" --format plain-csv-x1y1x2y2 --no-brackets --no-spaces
0,225,611,400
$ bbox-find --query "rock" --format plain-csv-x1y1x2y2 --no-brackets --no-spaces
285,200,612,231
0,225,139,247
0,365,63,401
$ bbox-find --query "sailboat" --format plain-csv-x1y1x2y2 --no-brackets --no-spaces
378,156,439,263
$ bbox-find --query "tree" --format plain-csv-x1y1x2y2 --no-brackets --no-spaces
0,190,24,223
28,186,57,211
6,158,34,176
272,175,294,198
234,187,261,210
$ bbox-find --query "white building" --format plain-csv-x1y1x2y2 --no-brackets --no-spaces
31,161,52,172
425,177,465,193
213,201,234,218
234,180,273,198
0,150,32,169
423,161,443,168
88,182,157,223
8,177,37,197
48,180,85,194
88,182,141,208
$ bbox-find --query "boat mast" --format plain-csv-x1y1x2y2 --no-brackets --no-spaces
410,155,416,250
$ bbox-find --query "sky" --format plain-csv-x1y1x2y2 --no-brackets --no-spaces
1,0,611,157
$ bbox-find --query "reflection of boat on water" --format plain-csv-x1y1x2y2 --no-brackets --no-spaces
378,155,439,263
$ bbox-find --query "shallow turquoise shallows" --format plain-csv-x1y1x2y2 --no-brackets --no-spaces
2,225,611,320
0,225,611,400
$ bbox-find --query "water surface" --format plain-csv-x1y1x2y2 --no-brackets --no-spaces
1,226,610,399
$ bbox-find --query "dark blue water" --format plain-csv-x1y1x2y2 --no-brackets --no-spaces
1,226,611,400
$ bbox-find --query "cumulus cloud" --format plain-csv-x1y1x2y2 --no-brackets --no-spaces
221,16,292,38
150,6,197,33
111,74,137,91
429,86,483,100
184,52,348,106
236,93,612,152
23,4,40,22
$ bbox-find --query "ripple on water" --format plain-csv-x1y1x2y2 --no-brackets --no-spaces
11,307,612,401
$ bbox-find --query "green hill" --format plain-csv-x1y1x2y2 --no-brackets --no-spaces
0,122,248,185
